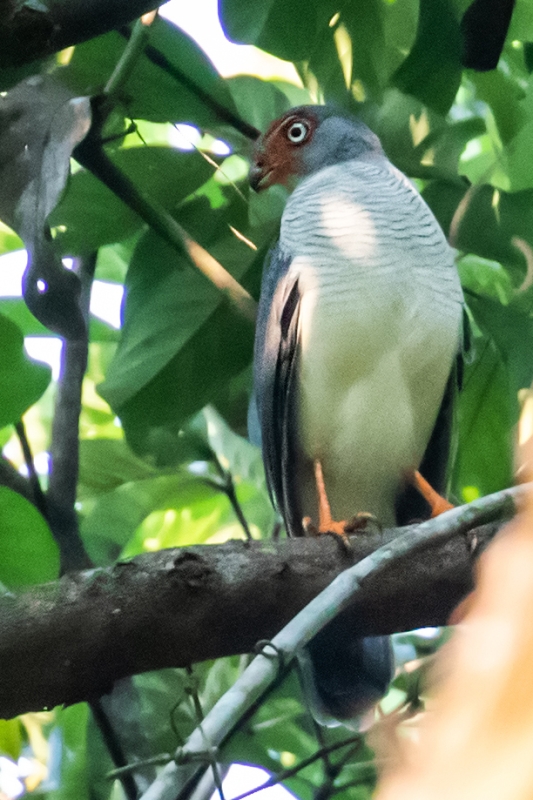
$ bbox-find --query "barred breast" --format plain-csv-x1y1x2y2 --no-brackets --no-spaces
278,157,463,527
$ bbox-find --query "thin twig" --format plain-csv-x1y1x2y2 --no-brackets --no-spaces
118,28,261,141
313,743,364,800
294,660,334,778
228,735,363,800
185,667,226,800
211,457,253,540
105,13,157,98
91,697,140,800
14,421,47,518
74,124,257,324
138,482,529,800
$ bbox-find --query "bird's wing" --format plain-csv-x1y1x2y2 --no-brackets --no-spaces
253,244,304,536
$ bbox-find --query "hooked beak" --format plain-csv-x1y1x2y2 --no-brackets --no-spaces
249,162,274,192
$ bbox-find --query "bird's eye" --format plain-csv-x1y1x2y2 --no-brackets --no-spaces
286,121,309,144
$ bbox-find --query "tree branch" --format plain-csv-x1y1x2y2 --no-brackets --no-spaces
0,483,525,720
0,0,162,69
47,254,96,572
139,484,528,800
74,104,258,324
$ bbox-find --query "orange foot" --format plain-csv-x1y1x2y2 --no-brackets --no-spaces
412,470,454,517
302,461,380,548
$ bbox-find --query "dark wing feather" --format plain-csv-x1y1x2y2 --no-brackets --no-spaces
253,245,303,536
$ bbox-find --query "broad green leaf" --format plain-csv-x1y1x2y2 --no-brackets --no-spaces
59,17,236,127
50,146,215,254
80,473,219,564
227,76,293,132
422,181,533,282
0,221,23,254
78,438,159,499
392,0,462,114
504,119,533,190
343,0,388,95
220,0,327,62
470,69,528,146
453,339,514,501
467,293,533,393
0,313,51,426
0,719,22,759
381,0,419,79
0,298,50,336
98,194,270,448
458,255,514,305
307,26,354,106
0,486,59,588
95,237,138,284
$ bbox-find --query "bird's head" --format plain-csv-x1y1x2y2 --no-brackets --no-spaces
249,105,383,192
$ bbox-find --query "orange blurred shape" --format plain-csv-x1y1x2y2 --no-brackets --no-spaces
375,435,533,800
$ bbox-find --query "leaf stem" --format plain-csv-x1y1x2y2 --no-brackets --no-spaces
74,123,257,324
105,14,157,99
14,420,47,518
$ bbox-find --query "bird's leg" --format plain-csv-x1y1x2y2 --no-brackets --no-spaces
302,460,382,540
411,469,454,517
301,460,353,543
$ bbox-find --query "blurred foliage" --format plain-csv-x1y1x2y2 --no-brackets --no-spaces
0,0,532,797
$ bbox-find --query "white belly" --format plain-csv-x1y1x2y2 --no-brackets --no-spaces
279,158,463,527
295,265,460,526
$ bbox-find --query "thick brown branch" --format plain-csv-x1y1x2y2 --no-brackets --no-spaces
0,520,499,719
0,0,160,69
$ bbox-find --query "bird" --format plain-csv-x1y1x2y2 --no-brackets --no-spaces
248,105,464,725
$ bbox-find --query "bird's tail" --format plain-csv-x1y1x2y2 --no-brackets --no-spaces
298,612,394,726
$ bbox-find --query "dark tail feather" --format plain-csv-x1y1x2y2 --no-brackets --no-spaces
299,614,394,726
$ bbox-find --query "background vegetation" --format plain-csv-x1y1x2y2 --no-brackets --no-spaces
0,0,531,797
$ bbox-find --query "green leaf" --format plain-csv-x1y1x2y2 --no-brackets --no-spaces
470,69,528,146
50,146,215,254
0,221,23,254
80,473,219,564
343,0,388,95
59,17,236,127
48,705,89,800
0,486,59,588
392,0,462,114
0,298,51,336
0,313,51,426
422,181,533,282
78,438,159,499
467,293,533,393
0,719,22,759
98,194,269,447
453,339,515,501
220,0,325,62
227,76,293,132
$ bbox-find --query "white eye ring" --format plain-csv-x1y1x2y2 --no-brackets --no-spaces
286,121,309,144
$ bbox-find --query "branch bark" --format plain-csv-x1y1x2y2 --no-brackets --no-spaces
0,0,161,69
0,484,516,720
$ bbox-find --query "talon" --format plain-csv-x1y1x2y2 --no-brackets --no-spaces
302,516,318,536
344,511,382,533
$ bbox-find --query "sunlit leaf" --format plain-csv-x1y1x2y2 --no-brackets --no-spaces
0,312,51,426
0,487,59,588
